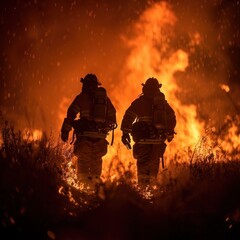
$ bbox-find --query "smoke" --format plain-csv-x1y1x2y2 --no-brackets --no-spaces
169,0,240,126
0,0,239,137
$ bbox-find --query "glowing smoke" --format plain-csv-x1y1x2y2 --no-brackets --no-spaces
1,1,239,169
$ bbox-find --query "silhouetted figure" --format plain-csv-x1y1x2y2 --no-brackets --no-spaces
61,73,117,190
121,77,176,188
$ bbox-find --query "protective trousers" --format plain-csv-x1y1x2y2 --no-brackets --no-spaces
73,138,108,189
133,143,166,187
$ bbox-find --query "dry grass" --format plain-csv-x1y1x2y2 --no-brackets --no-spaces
0,122,240,239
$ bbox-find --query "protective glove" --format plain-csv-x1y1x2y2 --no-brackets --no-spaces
61,131,69,142
121,132,131,149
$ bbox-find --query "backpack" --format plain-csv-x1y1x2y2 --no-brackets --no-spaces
92,87,117,144
152,91,167,130
92,87,107,123
131,91,169,142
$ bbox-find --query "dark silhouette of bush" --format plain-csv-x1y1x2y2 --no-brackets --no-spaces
0,122,240,239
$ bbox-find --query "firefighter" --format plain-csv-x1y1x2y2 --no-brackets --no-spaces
121,77,176,188
61,73,117,191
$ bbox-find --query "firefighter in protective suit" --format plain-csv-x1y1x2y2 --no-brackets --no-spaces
61,74,117,190
121,77,176,187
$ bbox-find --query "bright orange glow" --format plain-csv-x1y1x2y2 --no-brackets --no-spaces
58,2,206,185
219,117,240,159
57,2,239,187
58,184,80,206
22,128,43,142
58,186,64,194
57,97,72,133
220,83,230,93
100,2,206,182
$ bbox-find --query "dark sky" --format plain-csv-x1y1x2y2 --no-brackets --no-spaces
0,0,239,134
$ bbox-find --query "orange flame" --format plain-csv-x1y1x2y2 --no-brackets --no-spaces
102,1,204,179
22,128,43,142
58,2,239,186
218,116,240,159
57,2,206,184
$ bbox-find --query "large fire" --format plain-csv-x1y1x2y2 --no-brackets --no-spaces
55,2,202,183
56,1,239,186
1,1,237,188
22,128,43,142
102,2,204,180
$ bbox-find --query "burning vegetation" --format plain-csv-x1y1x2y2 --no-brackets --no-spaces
1,0,240,239
1,113,240,239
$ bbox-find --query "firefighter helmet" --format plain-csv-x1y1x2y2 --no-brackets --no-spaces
80,73,101,86
142,77,162,88
142,77,162,96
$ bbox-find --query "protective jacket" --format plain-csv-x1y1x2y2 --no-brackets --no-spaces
121,92,176,138
61,91,116,139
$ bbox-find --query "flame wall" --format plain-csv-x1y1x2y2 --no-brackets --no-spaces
1,0,239,161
